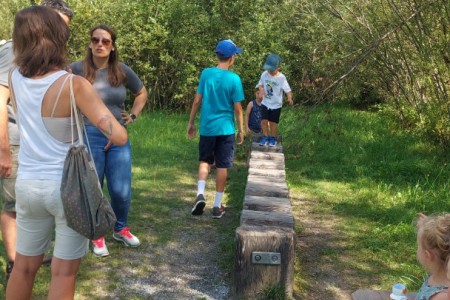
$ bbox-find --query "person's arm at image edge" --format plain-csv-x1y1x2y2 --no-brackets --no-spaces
245,101,253,134
0,84,11,177
187,93,202,139
234,101,244,144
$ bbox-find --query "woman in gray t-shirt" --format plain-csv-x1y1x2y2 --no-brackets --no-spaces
70,24,147,257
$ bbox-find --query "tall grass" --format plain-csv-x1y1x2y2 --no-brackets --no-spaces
0,105,447,298
280,103,449,294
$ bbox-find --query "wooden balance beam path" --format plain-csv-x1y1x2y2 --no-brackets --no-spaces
234,135,295,299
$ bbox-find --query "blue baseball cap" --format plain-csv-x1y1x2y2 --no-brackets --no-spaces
215,39,243,58
263,54,281,71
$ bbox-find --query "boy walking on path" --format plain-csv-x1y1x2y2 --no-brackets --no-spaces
187,39,245,219
258,54,293,147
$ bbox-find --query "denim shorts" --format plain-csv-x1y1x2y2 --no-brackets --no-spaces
1,145,19,212
199,134,235,168
15,179,89,260
261,105,281,123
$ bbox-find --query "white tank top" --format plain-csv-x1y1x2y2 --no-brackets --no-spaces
11,69,77,180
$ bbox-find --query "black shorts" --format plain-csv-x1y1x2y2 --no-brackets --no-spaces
199,134,235,168
261,105,281,123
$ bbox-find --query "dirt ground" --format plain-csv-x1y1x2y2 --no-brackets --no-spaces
126,194,359,300
291,192,357,299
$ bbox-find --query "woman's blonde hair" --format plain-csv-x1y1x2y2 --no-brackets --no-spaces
416,214,450,265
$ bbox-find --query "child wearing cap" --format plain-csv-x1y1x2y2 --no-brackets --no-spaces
245,84,263,134
258,54,293,147
187,39,245,219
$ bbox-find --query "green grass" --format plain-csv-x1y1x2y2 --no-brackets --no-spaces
0,104,448,298
0,111,247,299
279,103,449,295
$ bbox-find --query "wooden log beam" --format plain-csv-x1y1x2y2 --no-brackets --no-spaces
248,158,285,170
250,151,285,161
240,209,294,228
245,181,289,198
244,195,291,214
247,175,286,184
248,167,286,178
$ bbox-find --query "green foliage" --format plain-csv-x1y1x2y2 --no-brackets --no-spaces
280,104,449,295
1,0,448,147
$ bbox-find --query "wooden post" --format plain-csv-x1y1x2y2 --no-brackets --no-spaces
235,226,295,299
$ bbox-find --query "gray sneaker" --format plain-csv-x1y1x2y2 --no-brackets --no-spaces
212,205,225,219
192,194,206,215
113,227,140,247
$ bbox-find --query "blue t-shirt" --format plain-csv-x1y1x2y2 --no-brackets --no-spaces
197,67,244,136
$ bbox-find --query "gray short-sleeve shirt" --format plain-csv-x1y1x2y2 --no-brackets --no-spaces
70,61,144,125
0,40,20,145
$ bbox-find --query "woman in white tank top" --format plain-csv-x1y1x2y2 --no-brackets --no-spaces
6,6,127,300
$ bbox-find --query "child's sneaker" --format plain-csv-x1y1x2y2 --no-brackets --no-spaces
212,205,225,219
113,227,141,247
192,194,206,215
92,237,109,257
259,136,269,146
268,137,277,147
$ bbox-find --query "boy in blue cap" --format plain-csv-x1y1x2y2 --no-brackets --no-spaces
258,54,293,147
187,39,245,218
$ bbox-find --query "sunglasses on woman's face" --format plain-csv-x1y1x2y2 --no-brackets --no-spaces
90,37,111,47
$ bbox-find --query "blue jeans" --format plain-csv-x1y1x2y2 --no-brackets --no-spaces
85,124,131,232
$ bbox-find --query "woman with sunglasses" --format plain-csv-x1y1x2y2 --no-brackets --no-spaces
70,25,147,257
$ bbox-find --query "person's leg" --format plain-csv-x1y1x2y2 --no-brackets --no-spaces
259,105,270,145
47,257,81,300
1,144,18,266
215,168,228,194
106,141,140,246
269,121,278,136
1,210,16,262
50,183,88,300
105,140,131,232
261,118,269,136
6,253,44,299
85,125,110,254
198,161,210,182
85,125,107,186
268,108,281,146
192,136,215,215
9,179,55,298
212,135,234,218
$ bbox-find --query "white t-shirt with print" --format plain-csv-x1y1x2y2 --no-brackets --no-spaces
258,71,291,109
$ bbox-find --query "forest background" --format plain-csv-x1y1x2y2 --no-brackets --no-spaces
1,0,449,150
1,0,450,298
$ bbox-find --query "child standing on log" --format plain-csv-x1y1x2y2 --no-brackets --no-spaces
415,213,449,300
257,54,293,147
245,84,263,135
187,39,245,219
